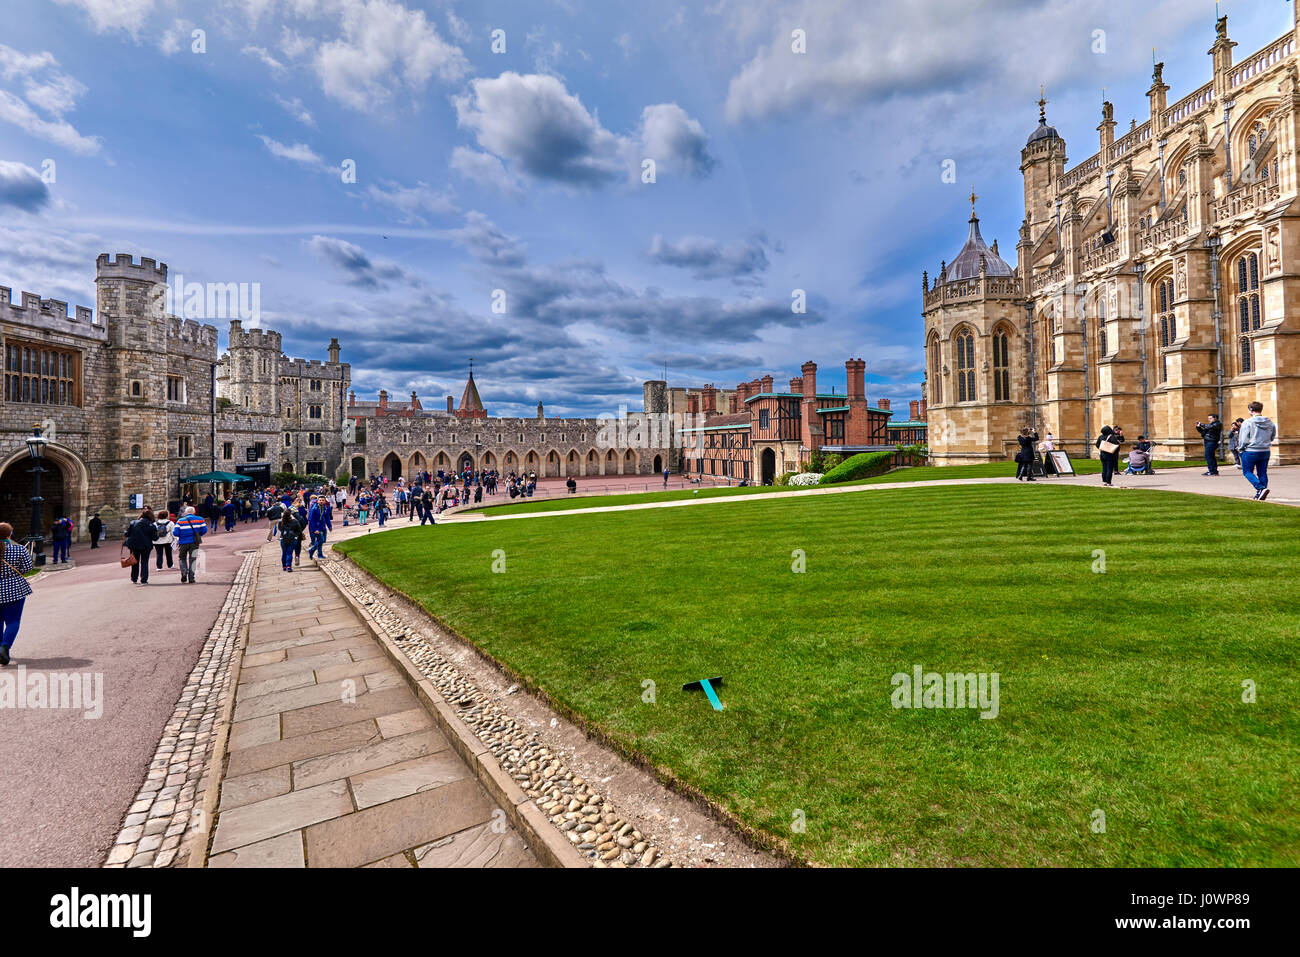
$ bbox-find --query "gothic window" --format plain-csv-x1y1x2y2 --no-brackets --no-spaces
1099,325,1108,357
167,375,184,402
130,444,141,458
992,328,1011,401
1157,278,1175,384
1236,252,1262,374
309,404,323,419
927,334,943,403
955,329,976,402
178,436,192,457
310,379,322,391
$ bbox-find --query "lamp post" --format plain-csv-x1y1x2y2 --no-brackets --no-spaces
25,425,48,566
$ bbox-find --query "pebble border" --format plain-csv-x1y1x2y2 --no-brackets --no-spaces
326,558,673,869
103,551,258,868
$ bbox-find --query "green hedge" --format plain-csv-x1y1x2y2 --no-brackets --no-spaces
819,450,897,485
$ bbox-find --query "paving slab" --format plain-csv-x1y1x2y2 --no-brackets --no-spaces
205,548,537,868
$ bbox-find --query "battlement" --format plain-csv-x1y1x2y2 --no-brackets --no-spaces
227,319,282,350
96,252,168,282
282,356,348,378
166,315,219,353
1,285,99,328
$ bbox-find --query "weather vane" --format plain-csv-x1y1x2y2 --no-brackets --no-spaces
969,186,978,216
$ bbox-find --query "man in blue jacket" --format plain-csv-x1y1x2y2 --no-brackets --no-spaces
307,496,329,560
173,506,208,584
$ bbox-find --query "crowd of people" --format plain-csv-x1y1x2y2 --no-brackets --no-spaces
1012,401,1278,499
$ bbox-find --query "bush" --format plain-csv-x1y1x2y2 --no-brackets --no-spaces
775,471,797,486
335,469,350,486
819,450,897,484
805,449,843,473
788,472,823,486
271,471,333,488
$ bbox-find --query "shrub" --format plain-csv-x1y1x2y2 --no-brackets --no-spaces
335,469,350,486
775,471,797,486
819,450,897,484
789,472,823,486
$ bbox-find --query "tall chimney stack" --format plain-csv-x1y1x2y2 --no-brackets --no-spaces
846,358,866,400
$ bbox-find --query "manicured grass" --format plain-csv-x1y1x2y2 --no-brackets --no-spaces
338,483,1298,866
467,458,1207,517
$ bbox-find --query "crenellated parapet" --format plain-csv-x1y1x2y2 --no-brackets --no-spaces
166,315,219,359
95,252,168,283
227,319,282,352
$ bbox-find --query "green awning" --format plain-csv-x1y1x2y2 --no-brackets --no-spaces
180,471,252,483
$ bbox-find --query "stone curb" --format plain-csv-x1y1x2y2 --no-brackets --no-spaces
317,558,586,869
186,548,263,868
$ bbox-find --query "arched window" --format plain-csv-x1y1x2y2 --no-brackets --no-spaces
927,334,943,404
992,328,1011,401
955,329,976,402
1156,278,1175,384
130,444,141,458
1236,251,1262,374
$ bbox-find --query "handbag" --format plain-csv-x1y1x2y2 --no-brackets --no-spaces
120,545,138,568
1099,440,1120,455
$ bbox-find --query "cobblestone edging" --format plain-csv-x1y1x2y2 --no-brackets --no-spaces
104,551,258,868
326,559,673,869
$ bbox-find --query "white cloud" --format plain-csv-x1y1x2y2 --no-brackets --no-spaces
0,161,51,212
445,8,472,44
637,103,715,178
243,45,287,73
449,146,522,198
280,26,316,60
314,0,469,111
722,0,1210,123
453,72,628,187
53,0,157,35
274,94,316,127
364,180,459,223
0,45,99,153
158,19,195,56
256,134,326,167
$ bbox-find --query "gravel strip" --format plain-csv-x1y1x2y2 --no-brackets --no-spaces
325,558,674,869
103,551,258,868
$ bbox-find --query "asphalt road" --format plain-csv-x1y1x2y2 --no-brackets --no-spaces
0,517,272,867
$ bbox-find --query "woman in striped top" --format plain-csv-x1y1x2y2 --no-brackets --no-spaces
0,521,35,666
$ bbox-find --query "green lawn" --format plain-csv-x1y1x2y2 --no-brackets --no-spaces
337,483,1298,866
467,458,1208,517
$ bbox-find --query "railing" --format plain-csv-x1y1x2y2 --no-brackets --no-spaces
1160,82,1214,128
1229,34,1294,89
1062,152,1101,191
923,276,1025,308
1108,121,1152,163
1081,243,1120,273
1031,263,1066,293
1211,181,1282,224
1138,218,1189,251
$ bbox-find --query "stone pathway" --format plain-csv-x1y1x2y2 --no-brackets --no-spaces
105,551,258,868
204,541,537,868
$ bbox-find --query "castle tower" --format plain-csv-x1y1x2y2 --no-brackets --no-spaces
1019,95,1066,257
96,253,171,508
922,197,1032,465
224,319,282,415
455,362,487,420
643,379,668,414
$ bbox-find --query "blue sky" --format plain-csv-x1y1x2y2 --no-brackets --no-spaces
0,0,1293,416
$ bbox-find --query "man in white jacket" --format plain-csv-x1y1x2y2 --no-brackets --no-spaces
1237,401,1277,501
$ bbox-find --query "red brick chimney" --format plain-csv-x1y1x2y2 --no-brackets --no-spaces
846,358,866,400
688,394,699,415
878,398,891,411
735,381,748,403
760,374,774,394
378,389,388,414
446,395,454,413
789,376,803,393
800,362,817,398
910,399,920,421
918,398,928,421
702,384,717,416
410,391,422,412
348,389,355,408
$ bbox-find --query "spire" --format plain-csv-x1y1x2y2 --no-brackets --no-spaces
455,359,486,419
969,185,979,222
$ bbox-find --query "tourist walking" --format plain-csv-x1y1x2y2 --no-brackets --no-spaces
1196,413,1223,475
277,510,304,571
153,511,176,570
88,512,103,549
0,522,34,666
50,514,73,563
1238,401,1277,500
1096,426,1122,487
174,506,207,583
308,497,329,560
124,508,159,584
